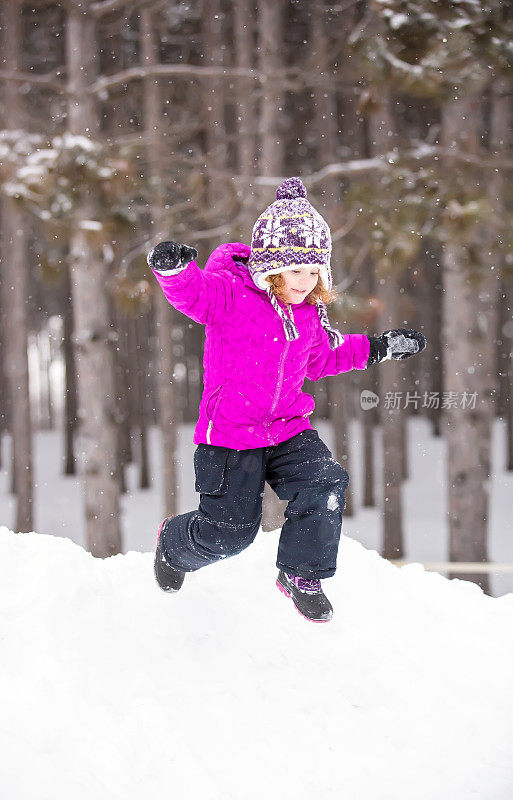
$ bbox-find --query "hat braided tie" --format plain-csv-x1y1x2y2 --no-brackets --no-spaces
316,301,344,350
265,287,299,342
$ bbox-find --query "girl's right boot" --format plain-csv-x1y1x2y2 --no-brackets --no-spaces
154,518,185,592
276,571,333,622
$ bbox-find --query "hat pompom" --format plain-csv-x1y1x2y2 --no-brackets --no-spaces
276,177,307,201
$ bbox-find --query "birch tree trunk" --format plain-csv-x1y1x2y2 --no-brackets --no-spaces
1,0,34,532
140,6,179,518
66,2,121,556
441,90,497,592
368,95,404,560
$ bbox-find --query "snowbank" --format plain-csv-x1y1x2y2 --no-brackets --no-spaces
1,527,512,800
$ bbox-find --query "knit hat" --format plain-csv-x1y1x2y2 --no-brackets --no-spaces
247,177,343,349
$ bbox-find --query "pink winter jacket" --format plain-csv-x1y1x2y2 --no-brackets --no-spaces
152,242,370,450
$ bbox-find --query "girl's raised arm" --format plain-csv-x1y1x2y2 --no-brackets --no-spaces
148,240,235,326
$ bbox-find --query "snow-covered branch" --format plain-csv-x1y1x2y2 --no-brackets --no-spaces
248,144,513,189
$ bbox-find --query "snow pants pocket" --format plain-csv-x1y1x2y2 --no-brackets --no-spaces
161,444,264,571
194,444,230,496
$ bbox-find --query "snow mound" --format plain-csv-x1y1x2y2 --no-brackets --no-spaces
1,527,512,800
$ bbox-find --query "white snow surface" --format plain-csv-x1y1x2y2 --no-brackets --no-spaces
1,526,512,800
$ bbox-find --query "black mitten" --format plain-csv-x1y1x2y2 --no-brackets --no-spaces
367,328,427,366
147,241,198,273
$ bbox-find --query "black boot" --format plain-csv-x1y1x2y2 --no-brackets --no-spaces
154,518,185,593
276,570,333,622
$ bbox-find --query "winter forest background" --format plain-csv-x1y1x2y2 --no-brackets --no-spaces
1,0,513,596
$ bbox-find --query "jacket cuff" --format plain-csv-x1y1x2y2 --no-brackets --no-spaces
151,260,197,286
349,334,371,370
150,260,192,276
151,266,186,276
366,335,388,367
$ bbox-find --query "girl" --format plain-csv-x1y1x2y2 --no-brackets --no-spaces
147,177,426,623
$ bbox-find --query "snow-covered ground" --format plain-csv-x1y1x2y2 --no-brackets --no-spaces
1,525,512,800
1,416,513,595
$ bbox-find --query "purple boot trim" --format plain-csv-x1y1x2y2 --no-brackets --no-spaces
286,572,322,594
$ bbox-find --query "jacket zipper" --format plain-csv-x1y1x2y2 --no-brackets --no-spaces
206,420,213,444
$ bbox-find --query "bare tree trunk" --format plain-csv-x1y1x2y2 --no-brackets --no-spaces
0,167,4,472
138,315,151,490
1,0,34,532
400,411,409,481
490,79,513,471
257,0,287,531
341,2,378,510
203,0,230,243
420,244,444,437
361,261,379,508
257,0,285,180
378,282,405,560
362,372,378,507
0,294,5,471
233,0,258,239
368,95,404,560
310,0,355,515
140,6,179,517
62,261,77,475
497,282,509,419
441,89,498,592
66,2,121,556
503,283,513,471
359,253,379,501
129,315,150,490
111,305,130,495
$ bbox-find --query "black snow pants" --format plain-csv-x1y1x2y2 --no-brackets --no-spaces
161,429,349,580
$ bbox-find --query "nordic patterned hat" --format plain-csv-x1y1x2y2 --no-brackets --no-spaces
247,177,343,349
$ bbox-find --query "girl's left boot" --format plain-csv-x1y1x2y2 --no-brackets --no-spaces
154,518,185,592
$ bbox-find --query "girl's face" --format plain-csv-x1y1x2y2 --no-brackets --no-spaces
280,267,320,304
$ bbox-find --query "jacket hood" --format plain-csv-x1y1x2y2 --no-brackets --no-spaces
204,242,252,278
